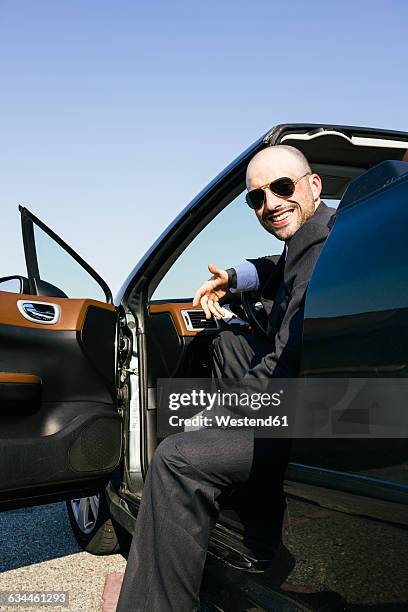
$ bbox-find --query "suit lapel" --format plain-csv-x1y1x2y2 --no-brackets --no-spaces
258,249,286,338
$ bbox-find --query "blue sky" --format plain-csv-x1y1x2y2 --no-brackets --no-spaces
1,1,408,295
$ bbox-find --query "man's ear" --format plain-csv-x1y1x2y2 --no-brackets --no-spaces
309,173,322,202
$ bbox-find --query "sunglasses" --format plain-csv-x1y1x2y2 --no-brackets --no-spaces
245,172,311,210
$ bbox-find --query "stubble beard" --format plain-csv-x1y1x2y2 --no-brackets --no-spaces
260,196,316,241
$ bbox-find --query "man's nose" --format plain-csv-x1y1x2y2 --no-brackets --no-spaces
263,188,281,212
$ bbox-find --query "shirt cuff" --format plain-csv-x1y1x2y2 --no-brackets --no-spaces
230,261,260,293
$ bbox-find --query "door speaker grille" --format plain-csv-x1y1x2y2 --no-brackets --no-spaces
69,417,122,472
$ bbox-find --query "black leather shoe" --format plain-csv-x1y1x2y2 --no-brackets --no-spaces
252,542,296,585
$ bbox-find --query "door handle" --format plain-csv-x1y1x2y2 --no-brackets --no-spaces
17,300,61,325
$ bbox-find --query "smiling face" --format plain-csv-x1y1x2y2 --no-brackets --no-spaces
246,146,322,241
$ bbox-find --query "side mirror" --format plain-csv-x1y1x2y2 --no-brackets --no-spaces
0,275,30,294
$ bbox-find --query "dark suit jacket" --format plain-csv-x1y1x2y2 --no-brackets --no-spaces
245,201,336,379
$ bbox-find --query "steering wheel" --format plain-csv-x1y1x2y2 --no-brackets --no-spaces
240,291,269,337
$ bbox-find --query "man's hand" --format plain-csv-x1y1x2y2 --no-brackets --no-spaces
193,263,229,319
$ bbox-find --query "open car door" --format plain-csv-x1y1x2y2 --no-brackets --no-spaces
0,207,123,511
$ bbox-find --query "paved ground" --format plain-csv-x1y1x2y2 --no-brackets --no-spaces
282,497,408,610
2,497,407,611
0,503,216,612
0,502,127,611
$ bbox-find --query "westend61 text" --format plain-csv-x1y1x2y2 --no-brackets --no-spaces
169,414,289,428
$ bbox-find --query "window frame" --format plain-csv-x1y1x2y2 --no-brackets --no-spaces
19,206,113,303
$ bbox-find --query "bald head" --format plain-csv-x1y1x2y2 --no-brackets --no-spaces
245,145,321,241
246,145,311,190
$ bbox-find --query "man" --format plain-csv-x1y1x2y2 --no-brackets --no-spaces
116,145,336,612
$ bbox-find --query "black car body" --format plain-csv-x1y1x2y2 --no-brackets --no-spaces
1,123,407,611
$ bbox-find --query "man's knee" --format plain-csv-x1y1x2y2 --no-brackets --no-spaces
151,433,198,475
152,432,220,481
151,434,181,472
